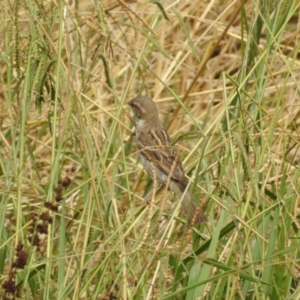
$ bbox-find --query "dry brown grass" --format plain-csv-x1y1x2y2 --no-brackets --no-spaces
1,0,300,299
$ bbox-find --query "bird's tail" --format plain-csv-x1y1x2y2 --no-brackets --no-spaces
171,182,207,225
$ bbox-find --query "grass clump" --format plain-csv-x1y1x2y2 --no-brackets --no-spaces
0,0,300,299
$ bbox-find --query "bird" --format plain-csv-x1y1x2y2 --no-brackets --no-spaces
128,95,207,225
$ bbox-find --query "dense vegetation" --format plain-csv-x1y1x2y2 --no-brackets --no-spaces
1,0,300,299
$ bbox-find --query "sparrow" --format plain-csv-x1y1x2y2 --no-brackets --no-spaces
128,96,207,224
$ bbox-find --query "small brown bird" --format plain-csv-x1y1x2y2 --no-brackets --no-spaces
128,96,207,224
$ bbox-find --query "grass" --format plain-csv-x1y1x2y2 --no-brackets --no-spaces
1,0,300,299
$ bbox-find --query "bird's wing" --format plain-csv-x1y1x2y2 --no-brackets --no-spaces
137,128,187,183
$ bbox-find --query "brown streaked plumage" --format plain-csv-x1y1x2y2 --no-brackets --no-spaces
128,96,207,224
